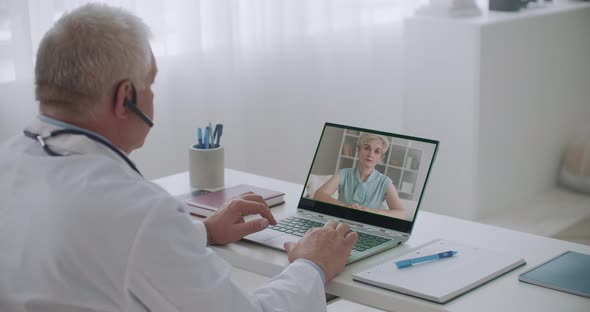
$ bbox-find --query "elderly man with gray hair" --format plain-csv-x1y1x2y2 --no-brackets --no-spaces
0,3,357,312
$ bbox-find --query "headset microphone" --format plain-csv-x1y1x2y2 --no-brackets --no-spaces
123,83,154,128
124,98,154,128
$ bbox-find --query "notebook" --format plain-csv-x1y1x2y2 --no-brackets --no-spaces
519,250,590,298
243,122,440,264
184,184,285,217
352,239,526,303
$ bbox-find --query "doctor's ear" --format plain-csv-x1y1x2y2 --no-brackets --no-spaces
113,80,135,120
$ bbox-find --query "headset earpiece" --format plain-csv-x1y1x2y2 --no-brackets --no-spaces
121,84,154,128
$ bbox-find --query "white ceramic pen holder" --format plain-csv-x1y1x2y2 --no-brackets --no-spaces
188,144,224,189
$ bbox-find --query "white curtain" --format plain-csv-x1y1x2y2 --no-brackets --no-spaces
0,0,485,182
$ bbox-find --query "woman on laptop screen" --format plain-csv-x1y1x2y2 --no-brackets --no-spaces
313,132,405,219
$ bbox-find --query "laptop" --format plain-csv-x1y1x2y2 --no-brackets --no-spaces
244,122,439,264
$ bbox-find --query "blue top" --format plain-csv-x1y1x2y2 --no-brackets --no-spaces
338,167,392,209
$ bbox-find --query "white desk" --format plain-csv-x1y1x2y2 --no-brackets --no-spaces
154,169,590,312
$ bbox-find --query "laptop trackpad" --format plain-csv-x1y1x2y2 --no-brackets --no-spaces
265,234,301,250
244,229,283,243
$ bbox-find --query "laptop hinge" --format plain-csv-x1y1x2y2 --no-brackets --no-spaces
298,210,409,238
367,226,409,238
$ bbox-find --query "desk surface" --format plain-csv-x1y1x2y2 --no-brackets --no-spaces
154,169,590,312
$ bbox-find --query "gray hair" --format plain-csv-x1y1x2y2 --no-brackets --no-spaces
35,3,152,116
357,132,390,154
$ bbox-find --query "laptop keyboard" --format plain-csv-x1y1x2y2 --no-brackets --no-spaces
269,216,391,252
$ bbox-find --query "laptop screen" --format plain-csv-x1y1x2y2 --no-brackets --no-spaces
298,123,439,233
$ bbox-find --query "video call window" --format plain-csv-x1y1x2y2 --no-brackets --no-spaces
302,125,437,222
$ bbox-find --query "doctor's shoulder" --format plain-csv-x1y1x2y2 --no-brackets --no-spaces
63,166,181,231
61,154,166,205
47,152,184,215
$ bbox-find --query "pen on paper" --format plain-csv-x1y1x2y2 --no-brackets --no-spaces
395,250,458,269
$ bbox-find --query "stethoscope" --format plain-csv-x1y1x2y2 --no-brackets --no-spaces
23,128,143,176
24,82,154,176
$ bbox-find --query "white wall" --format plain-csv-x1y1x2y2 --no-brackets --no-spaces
311,126,344,176
0,82,36,140
132,25,407,184
403,18,480,219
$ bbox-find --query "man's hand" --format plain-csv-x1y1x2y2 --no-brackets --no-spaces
284,221,358,282
203,193,277,245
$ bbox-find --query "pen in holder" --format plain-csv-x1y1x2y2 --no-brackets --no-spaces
188,144,224,189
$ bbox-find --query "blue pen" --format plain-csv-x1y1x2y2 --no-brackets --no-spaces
214,124,223,147
208,122,213,142
211,123,217,145
197,128,203,148
395,250,458,269
212,124,219,141
204,126,210,149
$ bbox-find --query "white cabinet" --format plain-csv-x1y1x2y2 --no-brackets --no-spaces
403,4,590,219
335,130,423,200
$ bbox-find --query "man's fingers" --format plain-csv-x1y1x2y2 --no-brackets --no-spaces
304,227,319,237
324,220,338,229
239,192,265,204
344,231,358,247
234,218,270,238
284,241,296,252
335,222,350,235
231,198,277,225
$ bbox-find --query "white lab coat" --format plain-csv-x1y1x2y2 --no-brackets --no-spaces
0,118,326,312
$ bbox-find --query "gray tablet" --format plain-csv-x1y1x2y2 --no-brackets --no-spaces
519,250,590,298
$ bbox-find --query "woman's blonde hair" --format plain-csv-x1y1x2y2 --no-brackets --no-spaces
357,132,390,153
35,3,152,117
